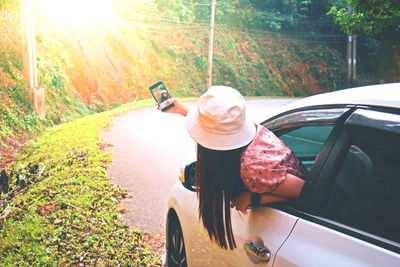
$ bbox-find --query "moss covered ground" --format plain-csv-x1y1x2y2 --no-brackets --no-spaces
0,99,162,266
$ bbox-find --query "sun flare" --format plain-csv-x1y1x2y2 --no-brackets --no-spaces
36,0,114,26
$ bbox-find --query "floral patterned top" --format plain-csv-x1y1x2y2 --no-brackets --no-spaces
240,125,308,193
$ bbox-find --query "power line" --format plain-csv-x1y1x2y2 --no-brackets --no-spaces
181,1,211,6
110,16,209,30
34,6,344,41
247,34,345,45
109,12,343,42
33,3,339,29
215,23,344,38
117,12,210,26
110,14,343,39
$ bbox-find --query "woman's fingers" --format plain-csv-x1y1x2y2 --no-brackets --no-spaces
155,98,189,116
236,203,248,213
231,191,251,213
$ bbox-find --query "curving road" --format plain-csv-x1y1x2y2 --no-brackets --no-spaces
101,99,295,234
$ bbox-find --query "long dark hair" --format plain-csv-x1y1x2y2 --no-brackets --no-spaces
195,144,245,250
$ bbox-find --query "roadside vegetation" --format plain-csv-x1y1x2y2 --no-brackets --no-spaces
0,100,162,265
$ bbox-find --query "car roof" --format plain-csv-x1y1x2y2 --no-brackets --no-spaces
268,83,400,118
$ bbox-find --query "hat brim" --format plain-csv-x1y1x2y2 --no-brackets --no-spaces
185,106,256,151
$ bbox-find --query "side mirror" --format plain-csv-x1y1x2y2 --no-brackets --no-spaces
180,162,196,192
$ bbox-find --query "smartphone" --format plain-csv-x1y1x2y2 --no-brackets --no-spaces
149,81,174,112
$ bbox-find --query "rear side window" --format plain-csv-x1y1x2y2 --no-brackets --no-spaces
321,128,400,243
278,126,333,171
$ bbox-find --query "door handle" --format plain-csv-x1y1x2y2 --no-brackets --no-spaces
244,241,271,262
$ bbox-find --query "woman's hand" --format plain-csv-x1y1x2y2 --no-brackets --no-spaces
156,98,190,117
230,191,289,213
230,191,251,213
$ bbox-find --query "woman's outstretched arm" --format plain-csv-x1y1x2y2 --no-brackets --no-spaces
271,173,305,199
230,173,305,213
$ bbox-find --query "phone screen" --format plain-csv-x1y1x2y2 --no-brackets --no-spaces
149,81,174,111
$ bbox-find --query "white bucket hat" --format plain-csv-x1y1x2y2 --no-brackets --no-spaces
186,86,256,150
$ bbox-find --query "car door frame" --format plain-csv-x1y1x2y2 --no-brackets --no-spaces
263,105,355,212
298,105,400,254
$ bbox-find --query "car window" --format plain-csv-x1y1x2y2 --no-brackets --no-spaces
320,128,400,243
277,126,333,171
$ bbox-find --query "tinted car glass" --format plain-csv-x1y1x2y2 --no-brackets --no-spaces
321,128,400,243
264,108,348,130
278,126,333,171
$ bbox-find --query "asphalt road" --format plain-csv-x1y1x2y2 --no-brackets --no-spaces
101,98,295,233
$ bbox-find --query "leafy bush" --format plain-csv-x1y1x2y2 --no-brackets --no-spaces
0,100,160,266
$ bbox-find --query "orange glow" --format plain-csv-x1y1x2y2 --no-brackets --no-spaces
36,0,114,26
33,0,195,104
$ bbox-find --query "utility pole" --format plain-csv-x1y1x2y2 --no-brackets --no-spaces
346,5,357,85
347,35,352,83
21,0,45,118
352,35,357,81
207,0,216,89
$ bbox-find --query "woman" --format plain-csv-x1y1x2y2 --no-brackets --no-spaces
159,86,308,250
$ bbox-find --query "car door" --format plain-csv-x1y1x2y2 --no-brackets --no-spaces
274,108,400,266
218,107,351,266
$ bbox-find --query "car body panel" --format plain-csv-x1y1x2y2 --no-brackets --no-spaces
264,83,400,121
230,207,299,266
274,218,400,267
168,183,299,266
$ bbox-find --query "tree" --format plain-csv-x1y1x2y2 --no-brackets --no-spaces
328,0,400,45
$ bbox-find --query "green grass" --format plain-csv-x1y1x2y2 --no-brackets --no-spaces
0,99,160,266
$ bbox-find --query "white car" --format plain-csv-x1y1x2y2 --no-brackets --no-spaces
165,83,400,267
